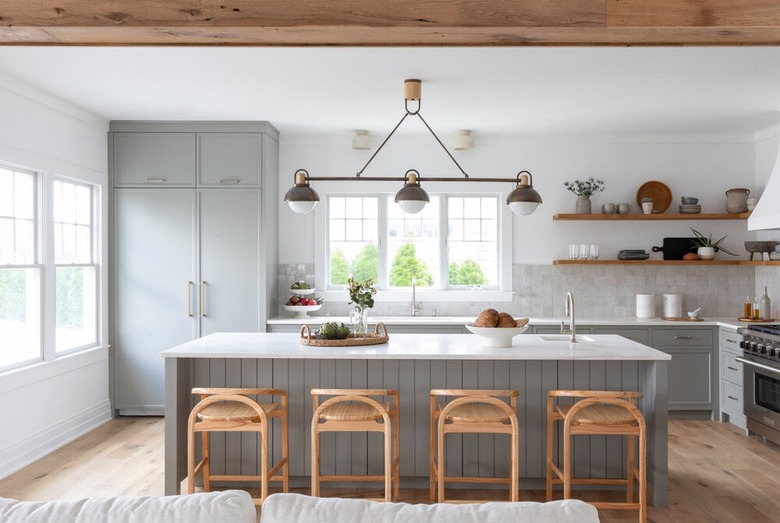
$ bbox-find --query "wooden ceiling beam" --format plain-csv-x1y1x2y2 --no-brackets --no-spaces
2,0,780,46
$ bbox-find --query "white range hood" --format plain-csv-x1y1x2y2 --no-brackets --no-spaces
749,139,780,231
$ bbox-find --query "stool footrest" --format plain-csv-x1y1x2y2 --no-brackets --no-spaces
317,474,389,483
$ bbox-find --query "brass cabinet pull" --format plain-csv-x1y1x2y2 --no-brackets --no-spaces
674,336,693,340
144,178,166,183
726,338,738,344
187,281,193,317
727,395,739,401
727,366,739,371
219,178,240,184
200,281,207,318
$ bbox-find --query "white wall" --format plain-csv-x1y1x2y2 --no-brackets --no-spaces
279,132,758,265
0,76,111,479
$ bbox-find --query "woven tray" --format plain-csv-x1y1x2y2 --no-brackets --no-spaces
299,323,389,347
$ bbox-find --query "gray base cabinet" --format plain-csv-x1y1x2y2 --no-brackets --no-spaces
111,121,279,414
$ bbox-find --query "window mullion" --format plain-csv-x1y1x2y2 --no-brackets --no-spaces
440,195,448,289
40,172,56,361
377,195,388,288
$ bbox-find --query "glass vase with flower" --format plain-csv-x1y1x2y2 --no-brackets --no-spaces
347,277,376,338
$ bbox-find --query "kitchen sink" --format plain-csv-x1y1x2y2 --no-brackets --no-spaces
539,334,596,342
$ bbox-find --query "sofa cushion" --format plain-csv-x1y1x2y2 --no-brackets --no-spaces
260,493,600,523
0,490,255,523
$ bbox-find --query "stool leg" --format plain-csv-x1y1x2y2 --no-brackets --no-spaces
281,405,290,493
546,410,554,500
510,421,519,502
202,432,210,492
429,401,436,502
639,429,647,523
627,433,635,503
261,424,269,502
384,421,392,502
437,422,445,502
187,429,196,495
311,422,320,497
393,412,400,501
563,423,572,500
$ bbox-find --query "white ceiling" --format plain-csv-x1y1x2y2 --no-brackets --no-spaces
2,46,780,136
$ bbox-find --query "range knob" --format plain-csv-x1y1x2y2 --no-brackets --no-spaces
740,340,747,349
749,341,759,352
759,343,767,355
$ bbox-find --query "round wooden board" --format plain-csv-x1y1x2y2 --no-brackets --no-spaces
636,181,672,213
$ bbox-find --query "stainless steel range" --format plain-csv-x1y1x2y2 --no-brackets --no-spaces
737,324,780,445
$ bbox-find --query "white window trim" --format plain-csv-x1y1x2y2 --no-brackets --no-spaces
314,183,513,303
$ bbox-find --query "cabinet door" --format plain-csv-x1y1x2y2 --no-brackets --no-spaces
662,348,713,408
199,189,261,335
198,133,262,187
112,132,196,186
114,189,197,411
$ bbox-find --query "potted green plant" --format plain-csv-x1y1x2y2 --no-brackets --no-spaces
689,227,738,260
641,197,654,215
347,277,377,337
563,177,605,214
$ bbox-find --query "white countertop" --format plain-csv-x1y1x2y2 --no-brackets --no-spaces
161,332,671,361
267,315,749,329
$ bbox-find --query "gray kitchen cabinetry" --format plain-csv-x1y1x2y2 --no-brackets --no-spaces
651,327,716,417
718,328,746,429
112,132,196,186
111,121,279,414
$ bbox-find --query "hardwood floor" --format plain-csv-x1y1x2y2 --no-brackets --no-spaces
1,418,779,522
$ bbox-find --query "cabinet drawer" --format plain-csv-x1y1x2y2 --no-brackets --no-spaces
720,349,743,386
719,329,743,352
653,328,713,347
594,327,649,346
721,381,743,414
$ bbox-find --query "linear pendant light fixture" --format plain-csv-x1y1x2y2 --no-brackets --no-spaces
284,79,543,216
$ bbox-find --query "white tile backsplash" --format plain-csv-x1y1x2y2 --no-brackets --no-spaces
277,263,776,319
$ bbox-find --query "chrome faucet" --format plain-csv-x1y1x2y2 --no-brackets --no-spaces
560,291,577,342
411,278,422,316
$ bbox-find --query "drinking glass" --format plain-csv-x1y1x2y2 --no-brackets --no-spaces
589,244,599,260
569,244,577,260
579,244,589,260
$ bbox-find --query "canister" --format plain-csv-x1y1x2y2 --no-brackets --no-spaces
636,294,656,318
663,294,683,318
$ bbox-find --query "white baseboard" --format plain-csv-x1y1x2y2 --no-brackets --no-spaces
0,400,112,480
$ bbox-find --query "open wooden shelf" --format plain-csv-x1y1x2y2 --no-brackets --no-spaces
553,259,779,266
553,212,751,221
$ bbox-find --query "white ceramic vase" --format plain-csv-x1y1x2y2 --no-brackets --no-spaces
641,201,653,214
575,196,591,214
697,246,715,260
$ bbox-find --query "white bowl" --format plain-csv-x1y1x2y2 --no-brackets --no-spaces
465,323,529,347
289,287,315,296
283,304,322,318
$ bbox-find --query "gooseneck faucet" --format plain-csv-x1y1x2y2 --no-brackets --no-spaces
411,278,422,316
561,291,577,342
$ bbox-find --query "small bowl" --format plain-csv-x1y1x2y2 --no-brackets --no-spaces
465,323,529,347
681,196,699,205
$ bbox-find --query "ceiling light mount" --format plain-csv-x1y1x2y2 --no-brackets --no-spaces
284,79,543,216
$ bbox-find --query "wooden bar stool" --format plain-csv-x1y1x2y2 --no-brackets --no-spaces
187,387,289,505
546,390,646,523
429,389,520,503
311,389,400,502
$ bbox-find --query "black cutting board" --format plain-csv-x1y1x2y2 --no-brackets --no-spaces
652,237,698,260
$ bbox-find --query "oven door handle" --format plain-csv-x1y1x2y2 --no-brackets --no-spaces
736,357,780,375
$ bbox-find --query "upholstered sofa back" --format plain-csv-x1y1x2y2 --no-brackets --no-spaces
0,490,255,523
260,493,600,522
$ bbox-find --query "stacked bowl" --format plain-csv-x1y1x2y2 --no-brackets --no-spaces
679,196,701,214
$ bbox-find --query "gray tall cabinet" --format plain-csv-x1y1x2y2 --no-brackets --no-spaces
110,122,279,414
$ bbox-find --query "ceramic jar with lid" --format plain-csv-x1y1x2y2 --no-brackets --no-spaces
725,188,750,213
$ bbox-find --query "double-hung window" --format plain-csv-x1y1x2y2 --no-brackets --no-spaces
0,165,99,371
53,178,97,353
323,192,508,295
0,167,40,369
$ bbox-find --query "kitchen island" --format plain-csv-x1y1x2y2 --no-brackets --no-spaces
162,332,670,505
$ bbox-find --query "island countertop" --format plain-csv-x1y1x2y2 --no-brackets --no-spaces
161,332,671,361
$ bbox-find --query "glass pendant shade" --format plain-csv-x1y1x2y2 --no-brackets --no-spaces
506,171,542,216
394,170,429,214
284,169,320,214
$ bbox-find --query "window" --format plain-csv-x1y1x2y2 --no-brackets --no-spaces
0,164,100,371
0,167,40,369
325,193,503,292
53,179,96,353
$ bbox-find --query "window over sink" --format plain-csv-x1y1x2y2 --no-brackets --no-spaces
317,191,511,302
